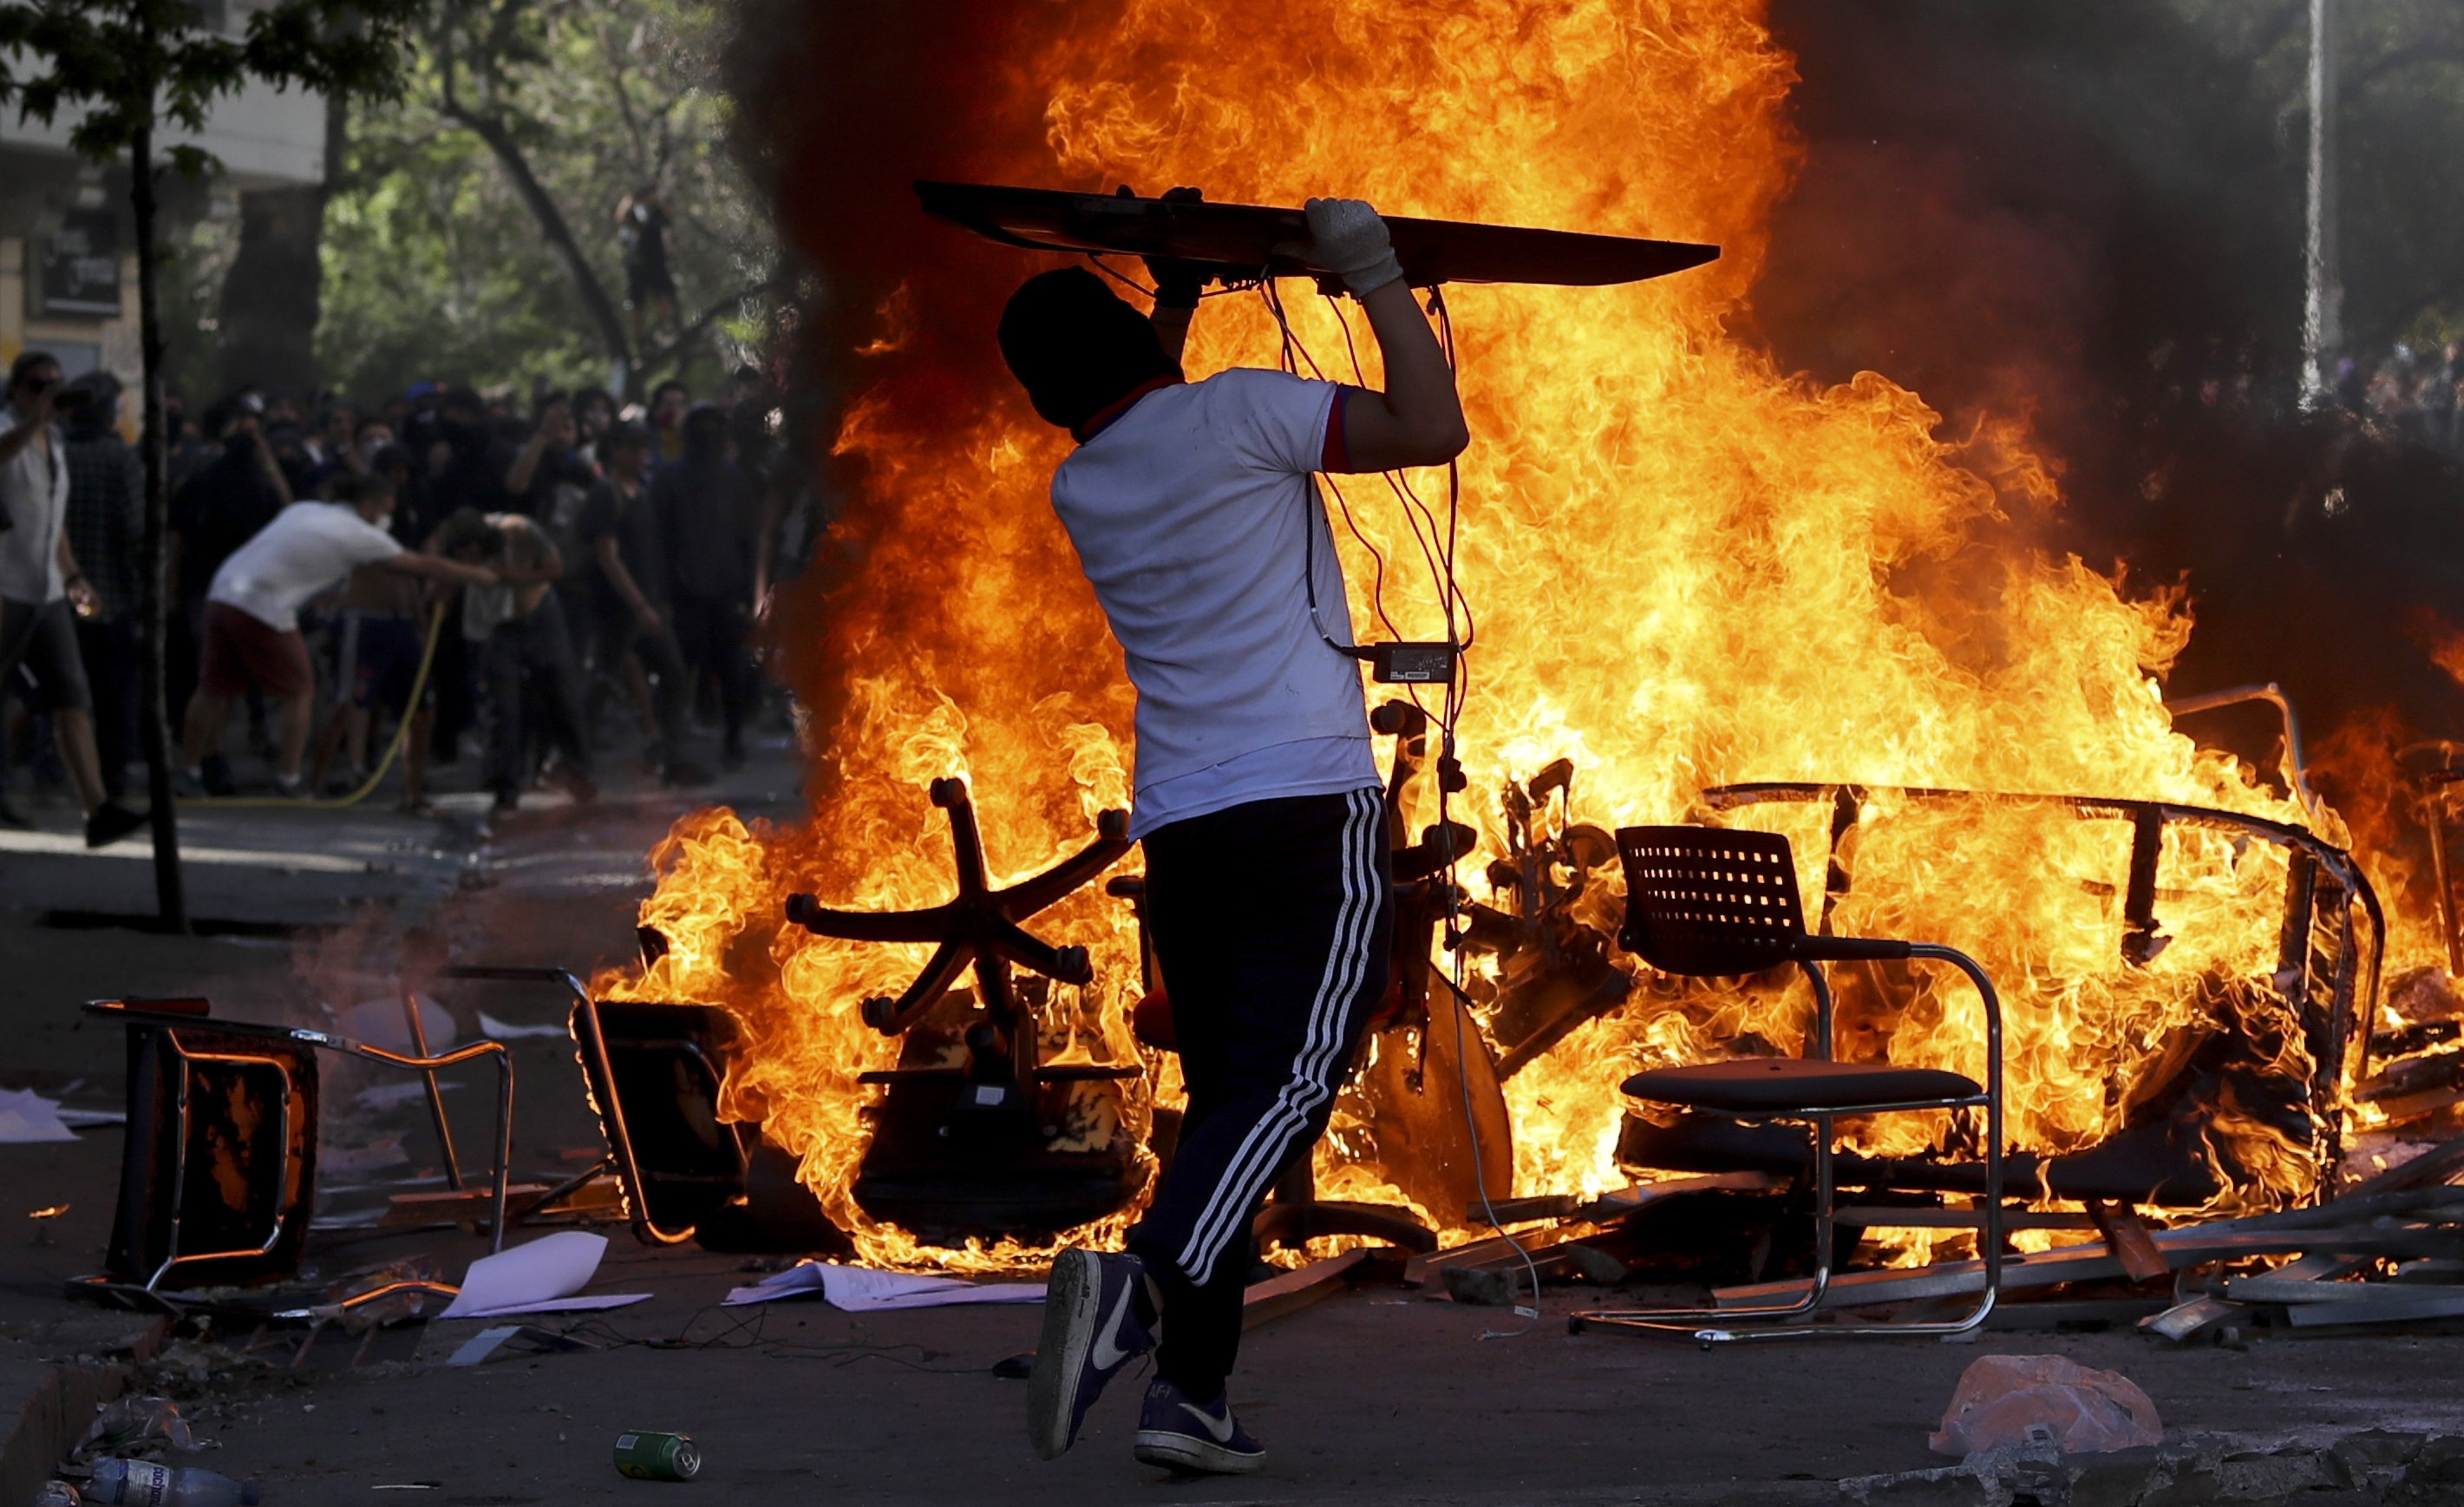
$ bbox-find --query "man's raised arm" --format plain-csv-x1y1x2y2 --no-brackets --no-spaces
1307,198,1469,475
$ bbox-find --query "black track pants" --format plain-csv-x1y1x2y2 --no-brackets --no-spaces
1127,787,1393,1399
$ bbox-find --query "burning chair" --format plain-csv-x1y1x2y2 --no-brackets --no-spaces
1610,783,2379,1209
1572,826,2006,1342
785,777,1146,1242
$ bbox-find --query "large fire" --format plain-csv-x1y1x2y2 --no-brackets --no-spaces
600,0,2441,1265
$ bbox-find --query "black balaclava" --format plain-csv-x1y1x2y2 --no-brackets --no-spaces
997,267,1180,436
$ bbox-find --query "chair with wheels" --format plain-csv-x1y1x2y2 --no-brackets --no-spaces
1569,825,2005,1344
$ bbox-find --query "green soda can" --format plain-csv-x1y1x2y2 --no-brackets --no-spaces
613,1429,702,1481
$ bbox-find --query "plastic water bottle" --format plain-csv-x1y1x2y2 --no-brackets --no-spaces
84,1459,261,1506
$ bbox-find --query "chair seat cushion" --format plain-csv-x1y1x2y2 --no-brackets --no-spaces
1621,1058,1982,1114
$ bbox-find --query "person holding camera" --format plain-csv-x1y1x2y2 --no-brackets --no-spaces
0,351,146,846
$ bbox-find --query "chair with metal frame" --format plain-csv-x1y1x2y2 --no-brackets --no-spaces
1567,826,2005,1344
82,997,514,1296
439,966,751,1247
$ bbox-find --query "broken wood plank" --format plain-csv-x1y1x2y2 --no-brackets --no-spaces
1241,1248,1368,1332
1567,1171,1781,1225
2089,1202,2170,1283
1833,1206,2099,1232
2139,1252,2363,1342
2283,1294,2464,1328
2227,1277,2464,1304
382,1185,548,1227
1466,1195,1580,1228
1714,1225,2464,1312
1404,1222,1605,1287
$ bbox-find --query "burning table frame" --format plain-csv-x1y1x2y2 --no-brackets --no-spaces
1698,782,2384,1178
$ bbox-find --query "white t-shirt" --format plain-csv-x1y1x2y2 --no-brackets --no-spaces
1049,367,1378,837
0,410,69,605
208,501,403,632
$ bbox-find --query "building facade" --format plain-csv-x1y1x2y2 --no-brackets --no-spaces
0,4,324,422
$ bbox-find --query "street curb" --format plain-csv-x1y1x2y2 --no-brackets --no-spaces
0,1357,134,1505
0,1314,168,1504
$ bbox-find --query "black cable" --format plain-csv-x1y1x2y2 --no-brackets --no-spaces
1266,275,1533,1336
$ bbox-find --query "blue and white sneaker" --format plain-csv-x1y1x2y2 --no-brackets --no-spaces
1027,1248,1154,1460
1134,1377,1265,1474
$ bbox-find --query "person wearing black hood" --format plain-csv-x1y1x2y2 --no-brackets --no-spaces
649,402,757,767
171,396,291,624
62,371,147,803
168,395,291,760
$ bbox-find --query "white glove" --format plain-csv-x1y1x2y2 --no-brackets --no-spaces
1304,197,1405,297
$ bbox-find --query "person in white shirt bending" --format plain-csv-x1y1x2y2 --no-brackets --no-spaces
180,482,497,796
1011,198,1467,1478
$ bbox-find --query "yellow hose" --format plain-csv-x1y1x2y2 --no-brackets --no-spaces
185,601,448,810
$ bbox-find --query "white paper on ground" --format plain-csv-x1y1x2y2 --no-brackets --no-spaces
440,1230,650,1319
722,1261,1046,1310
0,1088,79,1143
476,1011,570,1041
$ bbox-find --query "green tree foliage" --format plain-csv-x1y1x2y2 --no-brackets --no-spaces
0,0,427,929
317,0,778,403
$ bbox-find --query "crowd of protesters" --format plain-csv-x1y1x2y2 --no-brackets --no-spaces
0,350,813,837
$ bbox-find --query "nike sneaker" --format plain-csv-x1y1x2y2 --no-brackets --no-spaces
1027,1248,1154,1459
1133,1378,1265,1475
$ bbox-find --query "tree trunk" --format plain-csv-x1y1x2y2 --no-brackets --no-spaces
131,115,188,932
217,186,327,393
215,93,345,395
441,100,636,392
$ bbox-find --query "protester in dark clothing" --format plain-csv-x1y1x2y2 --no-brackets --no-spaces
421,390,510,760
572,387,618,470
576,423,704,785
62,373,146,801
503,395,595,535
437,508,595,814
171,398,291,617
264,420,317,500
616,186,678,346
650,403,756,766
168,397,291,736
648,380,690,463
428,389,513,517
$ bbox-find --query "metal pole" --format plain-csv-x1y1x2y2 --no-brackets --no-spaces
2302,0,2341,408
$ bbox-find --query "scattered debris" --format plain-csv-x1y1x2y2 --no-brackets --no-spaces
0,1086,80,1143
77,1396,205,1458
85,1458,258,1506
445,1324,598,1366
612,1430,703,1482
1844,1429,2464,1507
438,1231,649,1319
721,1261,1044,1311
1929,1354,2162,1457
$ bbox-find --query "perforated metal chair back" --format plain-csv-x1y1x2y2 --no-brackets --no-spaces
1616,826,1810,976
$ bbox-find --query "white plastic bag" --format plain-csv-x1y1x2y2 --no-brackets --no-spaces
1929,1353,2163,1457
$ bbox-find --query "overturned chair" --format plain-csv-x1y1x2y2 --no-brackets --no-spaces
1570,825,2005,1343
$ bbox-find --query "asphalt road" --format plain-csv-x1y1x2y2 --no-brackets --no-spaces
5,737,2464,1504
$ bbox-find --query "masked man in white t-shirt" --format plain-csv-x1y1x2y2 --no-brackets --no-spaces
1012,199,1467,1477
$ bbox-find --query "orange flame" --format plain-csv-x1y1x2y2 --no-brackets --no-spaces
603,0,2448,1263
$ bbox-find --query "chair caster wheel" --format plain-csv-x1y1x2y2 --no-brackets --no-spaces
1566,1314,1588,1335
